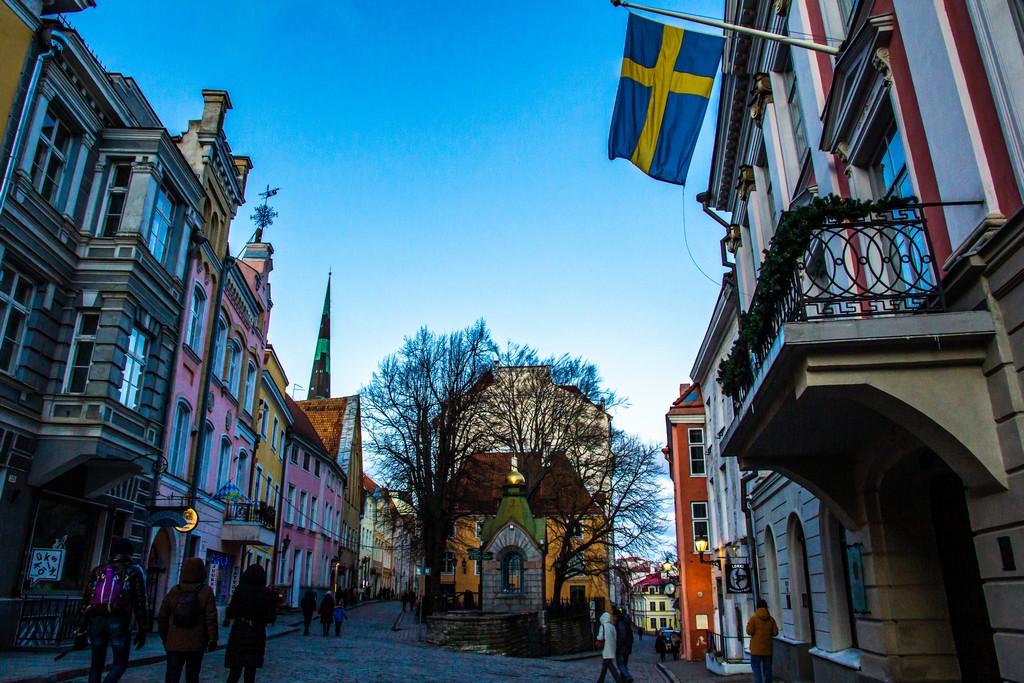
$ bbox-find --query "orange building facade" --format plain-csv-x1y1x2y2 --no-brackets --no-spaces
664,383,714,662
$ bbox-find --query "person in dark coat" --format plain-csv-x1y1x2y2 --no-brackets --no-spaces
299,590,316,636
317,592,335,637
157,557,218,683
655,632,667,662
224,565,277,683
613,608,635,683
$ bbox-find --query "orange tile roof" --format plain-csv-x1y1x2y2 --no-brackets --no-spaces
363,473,378,492
285,394,329,453
297,397,350,456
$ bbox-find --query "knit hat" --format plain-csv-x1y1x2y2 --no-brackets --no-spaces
111,537,134,557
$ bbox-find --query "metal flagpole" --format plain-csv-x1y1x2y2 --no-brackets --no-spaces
611,0,841,56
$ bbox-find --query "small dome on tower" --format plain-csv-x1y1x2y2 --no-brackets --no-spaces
505,468,526,486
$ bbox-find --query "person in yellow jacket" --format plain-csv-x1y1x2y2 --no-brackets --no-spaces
745,598,779,683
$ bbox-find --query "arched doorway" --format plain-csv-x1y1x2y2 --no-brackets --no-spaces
786,515,815,646
763,526,783,624
873,452,998,682
146,529,173,631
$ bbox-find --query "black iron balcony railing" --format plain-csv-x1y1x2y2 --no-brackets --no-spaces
225,502,276,530
728,202,968,405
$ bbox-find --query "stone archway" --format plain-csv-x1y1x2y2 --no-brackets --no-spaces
859,452,999,683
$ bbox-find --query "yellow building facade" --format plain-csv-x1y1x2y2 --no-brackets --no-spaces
249,344,291,568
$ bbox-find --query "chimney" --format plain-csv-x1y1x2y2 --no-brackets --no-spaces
200,90,232,133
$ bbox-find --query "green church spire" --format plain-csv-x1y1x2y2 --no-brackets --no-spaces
308,273,331,400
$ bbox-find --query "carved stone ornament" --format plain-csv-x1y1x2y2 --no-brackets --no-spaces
748,73,774,127
872,47,893,88
834,141,853,177
726,224,743,254
736,165,756,200
773,0,790,16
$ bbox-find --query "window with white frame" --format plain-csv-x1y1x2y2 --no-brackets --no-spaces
0,267,33,375
278,428,285,458
314,459,321,478
688,428,706,476
784,65,809,162
99,163,131,237
265,474,274,504
475,519,484,538
254,465,263,504
186,286,206,352
168,400,192,476
271,417,279,452
286,485,296,524
118,326,147,410
243,361,256,414
226,339,241,393
64,311,99,393
691,502,709,552
310,496,318,528
442,550,456,575
289,445,298,465
874,119,913,199
217,437,231,490
299,491,308,528
31,106,73,205
212,318,227,378
147,185,174,262
196,423,213,492
259,400,269,437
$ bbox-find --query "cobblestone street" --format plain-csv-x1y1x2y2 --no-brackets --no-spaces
63,602,676,683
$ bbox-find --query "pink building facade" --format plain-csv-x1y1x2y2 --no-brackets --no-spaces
276,394,347,607
146,91,274,611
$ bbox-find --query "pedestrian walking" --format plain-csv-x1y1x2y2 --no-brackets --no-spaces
156,557,218,683
224,565,277,683
401,592,409,612
670,631,681,661
318,591,335,637
746,598,780,683
613,608,634,683
654,632,667,662
595,612,623,683
332,595,347,637
463,589,475,610
78,537,148,683
299,590,316,636
637,626,643,641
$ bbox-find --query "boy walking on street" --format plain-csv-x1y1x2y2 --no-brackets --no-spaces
78,537,149,683
157,557,218,683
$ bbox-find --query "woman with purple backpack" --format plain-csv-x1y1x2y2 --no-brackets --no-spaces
156,557,218,683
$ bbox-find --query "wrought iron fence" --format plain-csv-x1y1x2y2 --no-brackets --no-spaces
706,630,749,663
546,597,589,618
225,502,276,529
15,595,82,647
740,203,950,404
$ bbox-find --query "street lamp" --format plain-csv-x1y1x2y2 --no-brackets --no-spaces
694,537,721,568
662,560,674,573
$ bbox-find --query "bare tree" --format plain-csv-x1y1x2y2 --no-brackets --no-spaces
540,430,666,602
361,321,496,607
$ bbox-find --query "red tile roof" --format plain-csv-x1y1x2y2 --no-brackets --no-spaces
363,473,378,492
454,451,601,517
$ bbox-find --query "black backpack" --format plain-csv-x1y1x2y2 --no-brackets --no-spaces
171,584,204,628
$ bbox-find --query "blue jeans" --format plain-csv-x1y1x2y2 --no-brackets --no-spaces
615,653,633,681
750,654,773,683
87,615,132,683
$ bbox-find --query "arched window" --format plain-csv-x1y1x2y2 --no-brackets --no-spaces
169,400,192,476
243,360,257,414
501,551,523,593
212,317,227,378
764,525,783,635
186,285,206,351
237,450,249,494
227,339,241,393
217,437,232,490
196,422,214,492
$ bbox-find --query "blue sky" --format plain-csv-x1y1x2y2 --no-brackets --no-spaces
70,1,727,485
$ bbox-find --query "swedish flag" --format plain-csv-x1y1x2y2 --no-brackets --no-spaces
608,13,724,185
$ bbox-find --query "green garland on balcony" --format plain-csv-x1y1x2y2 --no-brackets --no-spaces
716,194,916,402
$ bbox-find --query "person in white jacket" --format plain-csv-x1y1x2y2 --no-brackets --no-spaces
596,612,623,683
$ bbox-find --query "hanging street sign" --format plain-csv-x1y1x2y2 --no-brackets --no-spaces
726,562,752,594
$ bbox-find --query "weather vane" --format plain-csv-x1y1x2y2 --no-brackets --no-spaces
251,185,280,242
